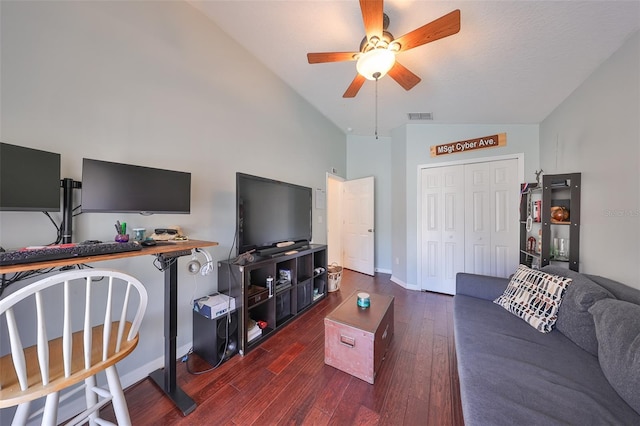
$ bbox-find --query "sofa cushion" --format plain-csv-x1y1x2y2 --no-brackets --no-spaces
589,298,640,414
456,272,509,301
587,274,640,305
494,265,572,333
541,265,615,356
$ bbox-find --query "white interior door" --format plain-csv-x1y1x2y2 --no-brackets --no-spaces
420,165,465,294
342,176,375,275
464,163,492,275
488,159,519,277
464,159,518,277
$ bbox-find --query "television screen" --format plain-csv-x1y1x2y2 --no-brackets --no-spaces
0,142,61,212
81,158,191,214
237,173,312,254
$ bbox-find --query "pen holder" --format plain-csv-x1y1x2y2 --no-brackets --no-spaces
115,234,130,243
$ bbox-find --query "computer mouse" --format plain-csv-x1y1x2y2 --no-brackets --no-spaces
141,239,157,247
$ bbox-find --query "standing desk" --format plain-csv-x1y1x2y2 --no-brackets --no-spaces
0,239,218,416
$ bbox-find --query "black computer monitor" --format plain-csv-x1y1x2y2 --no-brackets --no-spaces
0,142,61,212
81,158,191,214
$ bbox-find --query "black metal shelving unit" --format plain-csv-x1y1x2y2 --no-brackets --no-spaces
520,173,581,271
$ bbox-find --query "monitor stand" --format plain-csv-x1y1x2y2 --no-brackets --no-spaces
60,178,81,244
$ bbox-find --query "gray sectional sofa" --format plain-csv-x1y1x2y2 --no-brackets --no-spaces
454,265,640,425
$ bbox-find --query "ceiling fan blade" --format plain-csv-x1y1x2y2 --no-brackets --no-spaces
394,9,461,52
360,0,383,41
307,52,359,64
343,74,366,98
388,62,421,91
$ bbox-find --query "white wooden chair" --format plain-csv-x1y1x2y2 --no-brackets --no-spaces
0,269,148,425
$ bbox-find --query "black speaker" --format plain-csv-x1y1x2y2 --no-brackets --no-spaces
193,309,238,367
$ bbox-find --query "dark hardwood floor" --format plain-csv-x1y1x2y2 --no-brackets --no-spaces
103,270,464,425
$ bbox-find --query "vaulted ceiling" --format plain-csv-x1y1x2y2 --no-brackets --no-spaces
190,1,640,137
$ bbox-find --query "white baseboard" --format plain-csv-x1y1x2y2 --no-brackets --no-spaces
390,275,420,291
374,267,392,274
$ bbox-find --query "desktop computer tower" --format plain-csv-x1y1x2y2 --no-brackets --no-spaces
193,309,238,367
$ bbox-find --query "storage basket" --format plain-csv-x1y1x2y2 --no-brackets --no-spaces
327,263,343,292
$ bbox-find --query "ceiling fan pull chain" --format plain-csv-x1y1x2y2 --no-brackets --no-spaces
374,72,380,140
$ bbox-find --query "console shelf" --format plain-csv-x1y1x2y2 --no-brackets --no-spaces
218,244,327,355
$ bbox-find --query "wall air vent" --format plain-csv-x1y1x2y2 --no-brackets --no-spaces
408,112,433,121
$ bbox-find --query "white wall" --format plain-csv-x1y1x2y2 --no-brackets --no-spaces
391,125,408,285
0,0,345,420
346,135,392,273
540,31,639,288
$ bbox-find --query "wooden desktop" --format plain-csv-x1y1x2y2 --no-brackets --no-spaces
0,240,215,275
0,239,218,416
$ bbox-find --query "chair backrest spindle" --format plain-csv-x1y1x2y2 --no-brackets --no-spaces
83,276,92,369
63,279,72,377
117,282,133,352
5,308,28,391
35,291,49,386
103,276,114,361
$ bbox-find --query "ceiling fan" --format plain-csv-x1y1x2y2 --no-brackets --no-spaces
307,0,461,98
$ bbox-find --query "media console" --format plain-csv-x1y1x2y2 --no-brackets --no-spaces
218,244,327,355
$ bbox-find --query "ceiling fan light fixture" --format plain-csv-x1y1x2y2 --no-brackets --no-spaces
356,48,396,81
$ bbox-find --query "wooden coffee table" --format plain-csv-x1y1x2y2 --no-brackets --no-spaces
324,290,394,384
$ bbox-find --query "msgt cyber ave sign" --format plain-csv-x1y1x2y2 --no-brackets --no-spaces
430,133,506,157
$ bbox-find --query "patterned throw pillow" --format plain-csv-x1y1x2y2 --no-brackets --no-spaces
494,265,573,333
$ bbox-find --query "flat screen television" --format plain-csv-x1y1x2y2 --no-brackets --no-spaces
0,142,61,212
81,158,191,214
236,173,312,255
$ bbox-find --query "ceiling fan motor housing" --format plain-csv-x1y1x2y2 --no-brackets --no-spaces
359,30,397,53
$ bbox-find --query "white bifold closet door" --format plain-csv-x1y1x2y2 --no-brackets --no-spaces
420,165,465,295
420,159,518,294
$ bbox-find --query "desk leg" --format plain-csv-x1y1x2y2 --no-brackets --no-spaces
149,256,197,416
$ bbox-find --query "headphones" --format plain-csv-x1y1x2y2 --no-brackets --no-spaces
187,248,214,276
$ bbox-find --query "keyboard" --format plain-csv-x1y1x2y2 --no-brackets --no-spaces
0,241,143,266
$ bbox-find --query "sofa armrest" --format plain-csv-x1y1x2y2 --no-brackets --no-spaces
456,272,510,301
